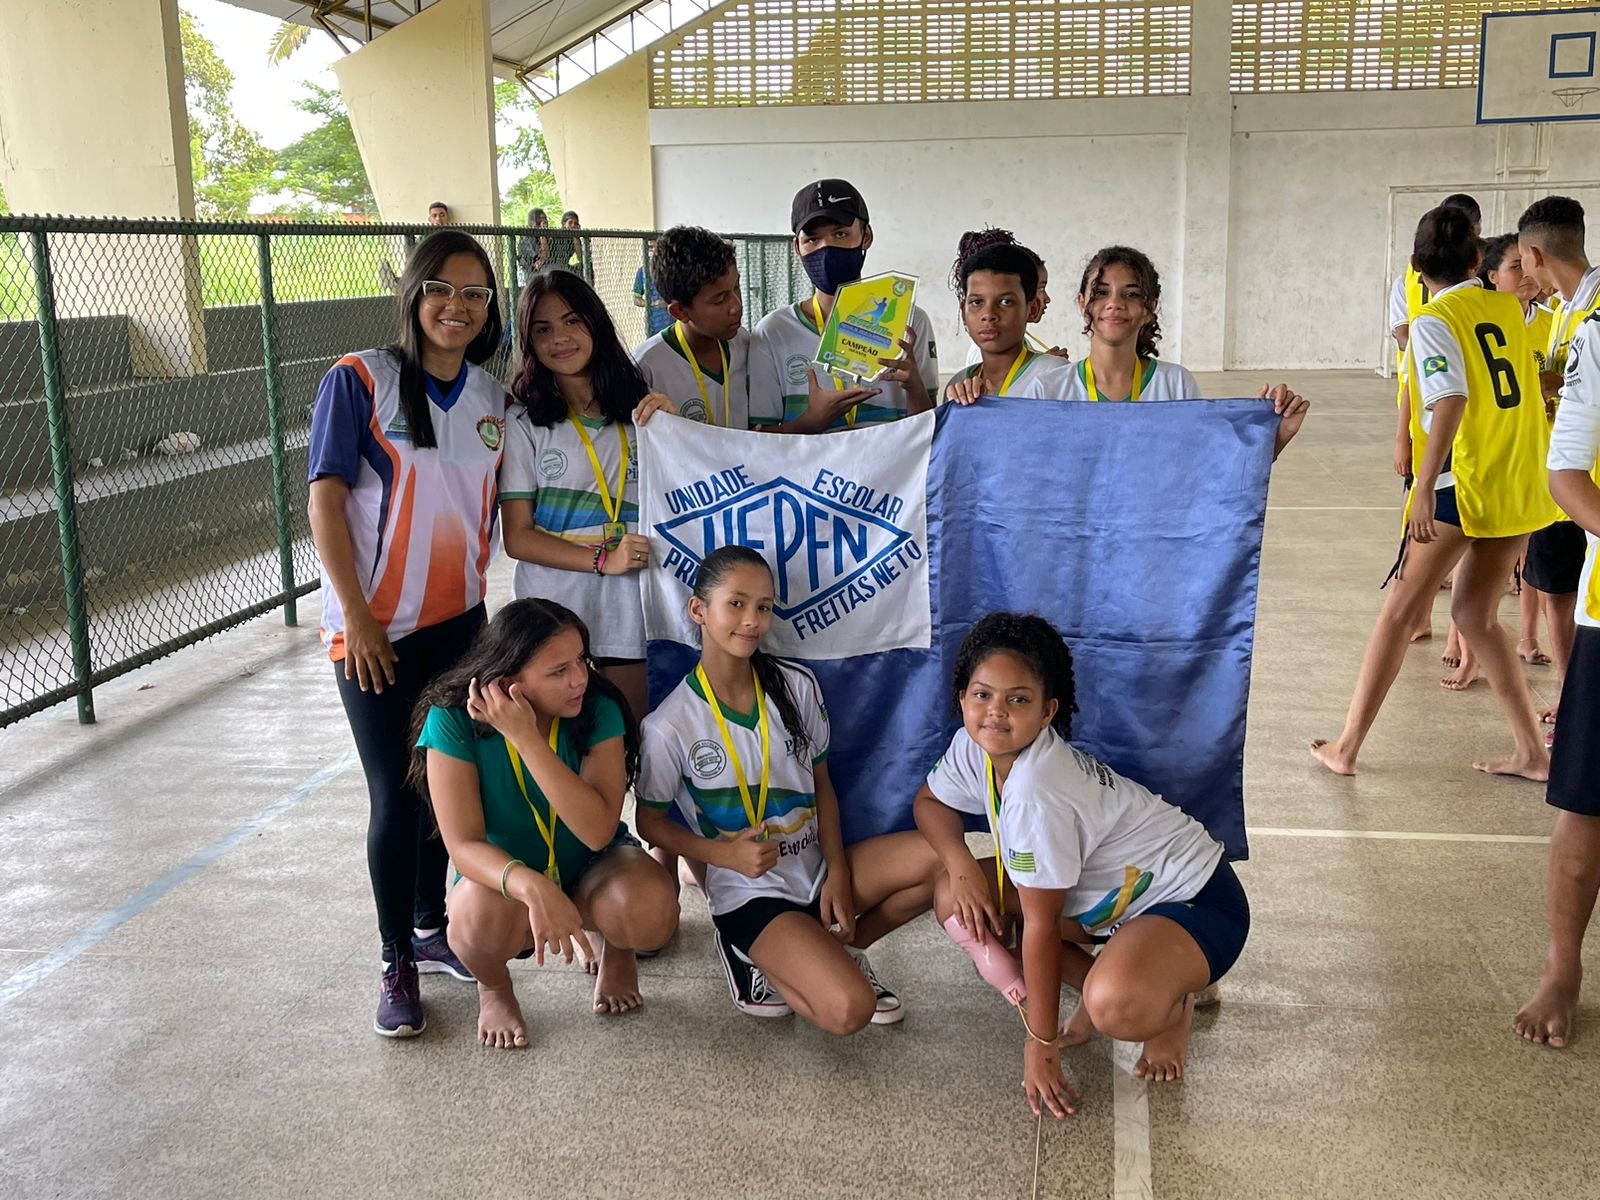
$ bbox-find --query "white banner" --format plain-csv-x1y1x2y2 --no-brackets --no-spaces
636,413,933,659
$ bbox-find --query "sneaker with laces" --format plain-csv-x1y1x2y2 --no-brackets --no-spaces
375,953,425,1038
412,930,474,982
850,949,904,1024
714,929,792,1018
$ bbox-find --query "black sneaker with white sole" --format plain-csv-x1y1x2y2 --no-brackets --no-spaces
714,929,793,1018
850,950,904,1024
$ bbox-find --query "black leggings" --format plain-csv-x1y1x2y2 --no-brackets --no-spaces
334,604,485,957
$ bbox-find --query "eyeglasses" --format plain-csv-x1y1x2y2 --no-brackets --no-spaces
420,280,494,309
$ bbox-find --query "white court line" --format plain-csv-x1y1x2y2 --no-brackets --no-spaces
1111,1040,1153,1200
1248,825,1549,844
0,752,356,1011
1265,505,1395,511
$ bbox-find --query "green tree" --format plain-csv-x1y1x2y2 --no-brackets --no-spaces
181,11,274,217
275,82,375,213
496,79,562,220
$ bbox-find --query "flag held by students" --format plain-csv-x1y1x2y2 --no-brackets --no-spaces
637,398,1276,859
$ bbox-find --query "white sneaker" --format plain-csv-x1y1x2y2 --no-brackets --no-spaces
715,929,792,1018
851,949,904,1024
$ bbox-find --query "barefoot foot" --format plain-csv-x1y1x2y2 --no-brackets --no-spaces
1539,705,1558,725
1472,752,1550,782
476,982,528,1050
593,937,643,1015
579,930,601,976
1518,638,1552,666
1133,994,1195,1083
1310,738,1357,776
1440,662,1480,691
1059,1000,1097,1049
1514,971,1580,1049
1410,625,1432,644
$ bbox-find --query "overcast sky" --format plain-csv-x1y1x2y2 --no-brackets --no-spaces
186,0,344,149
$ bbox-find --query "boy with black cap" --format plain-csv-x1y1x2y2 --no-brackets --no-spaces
750,178,939,432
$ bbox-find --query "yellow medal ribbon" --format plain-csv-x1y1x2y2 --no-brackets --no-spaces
566,411,630,545
694,664,771,837
1082,356,1144,403
804,290,861,430
994,347,1034,397
506,717,564,885
986,755,1007,917
1551,298,1584,368
676,320,730,427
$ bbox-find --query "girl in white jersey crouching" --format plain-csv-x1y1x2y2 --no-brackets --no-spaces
914,614,1249,1115
636,547,940,1032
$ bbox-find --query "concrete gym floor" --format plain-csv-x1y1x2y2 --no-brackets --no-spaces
0,370,1593,1199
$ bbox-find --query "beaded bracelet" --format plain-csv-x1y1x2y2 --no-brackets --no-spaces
500,858,526,899
591,544,605,576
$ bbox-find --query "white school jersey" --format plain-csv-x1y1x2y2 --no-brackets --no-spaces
306,349,507,660
943,350,1077,401
925,726,1222,934
1055,357,1201,403
1549,264,1600,374
1550,315,1600,628
638,662,832,915
750,300,939,428
1388,273,1410,333
631,326,772,431
498,406,644,659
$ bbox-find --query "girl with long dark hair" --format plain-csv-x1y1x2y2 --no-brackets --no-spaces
306,229,509,1037
635,547,939,1031
412,600,678,1047
500,269,676,727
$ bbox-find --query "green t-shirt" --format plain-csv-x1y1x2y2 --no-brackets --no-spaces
417,694,627,889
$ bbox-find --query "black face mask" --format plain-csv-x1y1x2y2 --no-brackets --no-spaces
802,245,868,295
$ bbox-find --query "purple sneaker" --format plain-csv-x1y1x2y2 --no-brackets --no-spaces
375,953,424,1038
412,930,474,982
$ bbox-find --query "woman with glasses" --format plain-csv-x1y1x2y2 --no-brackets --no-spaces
307,230,511,1039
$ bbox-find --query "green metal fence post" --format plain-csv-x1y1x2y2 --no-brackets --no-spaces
30,230,95,724
257,233,298,628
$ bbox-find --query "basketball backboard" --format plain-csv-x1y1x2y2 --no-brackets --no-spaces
1479,7,1600,124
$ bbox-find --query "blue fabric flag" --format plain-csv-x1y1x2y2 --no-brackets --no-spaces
648,397,1275,860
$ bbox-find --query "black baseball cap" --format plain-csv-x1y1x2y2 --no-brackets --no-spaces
790,179,869,234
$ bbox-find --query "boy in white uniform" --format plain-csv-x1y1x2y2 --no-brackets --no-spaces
631,225,781,429
750,179,938,432
943,243,1075,402
1516,310,1600,1051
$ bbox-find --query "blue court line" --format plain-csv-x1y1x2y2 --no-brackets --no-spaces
0,751,356,1011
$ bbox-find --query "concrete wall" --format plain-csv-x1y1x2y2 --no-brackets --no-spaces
333,0,501,225
648,52,1600,372
542,55,656,229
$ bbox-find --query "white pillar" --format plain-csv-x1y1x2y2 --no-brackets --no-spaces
1177,0,1233,371
333,0,501,226
0,0,206,376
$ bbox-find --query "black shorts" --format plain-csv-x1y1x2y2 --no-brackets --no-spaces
503,831,643,959
1099,859,1251,986
1549,625,1600,816
712,894,822,962
1524,522,1587,596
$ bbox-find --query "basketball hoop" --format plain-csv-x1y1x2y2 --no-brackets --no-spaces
1551,85,1600,109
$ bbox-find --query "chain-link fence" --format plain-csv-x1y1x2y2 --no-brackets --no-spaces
0,216,799,728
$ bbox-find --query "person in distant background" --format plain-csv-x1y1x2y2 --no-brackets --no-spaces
632,242,672,338
427,201,452,226
518,208,551,285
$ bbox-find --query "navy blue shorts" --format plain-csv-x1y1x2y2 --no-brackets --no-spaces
1433,485,1460,527
1129,859,1251,985
1549,625,1600,817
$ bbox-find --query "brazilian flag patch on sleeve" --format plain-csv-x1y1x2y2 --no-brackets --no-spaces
1423,355,1448,377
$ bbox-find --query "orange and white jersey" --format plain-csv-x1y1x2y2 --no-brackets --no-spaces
307,348,508,660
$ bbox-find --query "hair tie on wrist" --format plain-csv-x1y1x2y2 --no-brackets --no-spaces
500,858,526,899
